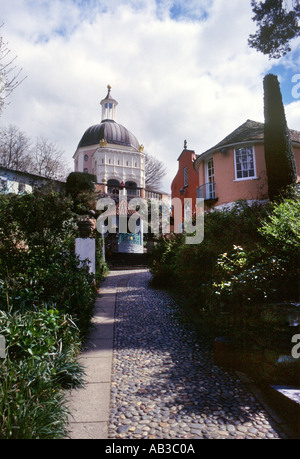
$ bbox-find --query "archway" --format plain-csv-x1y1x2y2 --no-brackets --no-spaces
107,179,120,195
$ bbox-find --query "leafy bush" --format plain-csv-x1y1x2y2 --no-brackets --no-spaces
95,234,108,284
150,233,185,288
150,198,300,340
259,198,300,254
0,187,103,438
212,245,293,309
0,307,84,439
66,172,97,217
150,200,271,300
0,358,69,439
66,172,96,196
0,188,75,253
0,189,98,336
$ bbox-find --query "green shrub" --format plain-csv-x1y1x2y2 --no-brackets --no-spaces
66,172,97,217
212,245,294,309
0,308,81,361
259,198,300,254
0,308,84,439
0,250,96,338
0,188,99,438
66,172,96,196
0,190,98,337
0,358,69,439
150,200,270,299
150,234,185,288
95,234,108,284
150,198,299,333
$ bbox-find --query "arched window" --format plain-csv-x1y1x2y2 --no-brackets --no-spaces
126,181,138,197
107,179,120,195
125,181,137,188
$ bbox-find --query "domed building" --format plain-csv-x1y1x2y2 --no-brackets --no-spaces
73,86,147,254
73,85,146,199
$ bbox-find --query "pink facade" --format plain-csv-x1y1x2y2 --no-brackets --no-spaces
171,146,199,228
194,120,300,210
74,148,96,175
197,143,269,208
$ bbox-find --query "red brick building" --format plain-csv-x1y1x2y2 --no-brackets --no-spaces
171,141,199,231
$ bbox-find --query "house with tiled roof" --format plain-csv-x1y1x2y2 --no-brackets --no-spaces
0,166,65,195
193,119,300,210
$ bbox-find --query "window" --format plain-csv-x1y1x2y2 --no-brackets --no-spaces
206,159,214,183
84,168,88,173
184,201,191,221
107,179,120,195
234,146,256,180
205,158,215,199
183,167,188,187
125,181,137,188
84,154,88,162
0,179,7,192
18,182,26,193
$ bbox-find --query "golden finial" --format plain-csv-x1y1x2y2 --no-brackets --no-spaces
107,84,111,90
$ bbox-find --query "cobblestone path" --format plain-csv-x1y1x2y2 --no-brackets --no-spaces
107,269,286,439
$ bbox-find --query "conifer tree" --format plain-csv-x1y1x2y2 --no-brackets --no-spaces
263,74,297,201
248,0,300,59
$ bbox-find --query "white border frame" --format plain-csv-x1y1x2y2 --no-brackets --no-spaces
234,145,257,181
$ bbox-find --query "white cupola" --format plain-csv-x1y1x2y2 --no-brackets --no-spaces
100,85,118,121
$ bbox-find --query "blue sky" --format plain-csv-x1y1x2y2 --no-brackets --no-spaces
270,52,300,104
1,0,299,191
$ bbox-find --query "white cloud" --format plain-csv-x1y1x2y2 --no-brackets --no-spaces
1,0,298,191
286,100,300,131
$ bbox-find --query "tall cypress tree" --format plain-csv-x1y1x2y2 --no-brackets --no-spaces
263,73,297,201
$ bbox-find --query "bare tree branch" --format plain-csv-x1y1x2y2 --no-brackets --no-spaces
0,125,32,171
0,27,27,115
0,125,70,181
145,153,167,191
32,136,69,181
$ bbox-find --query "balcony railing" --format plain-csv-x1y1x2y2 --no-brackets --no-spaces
197,182,217,201
107,186,141,197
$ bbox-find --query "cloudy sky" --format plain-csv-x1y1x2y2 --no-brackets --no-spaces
1,0,300,192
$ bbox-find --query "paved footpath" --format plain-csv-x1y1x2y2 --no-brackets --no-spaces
67,269,292,439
